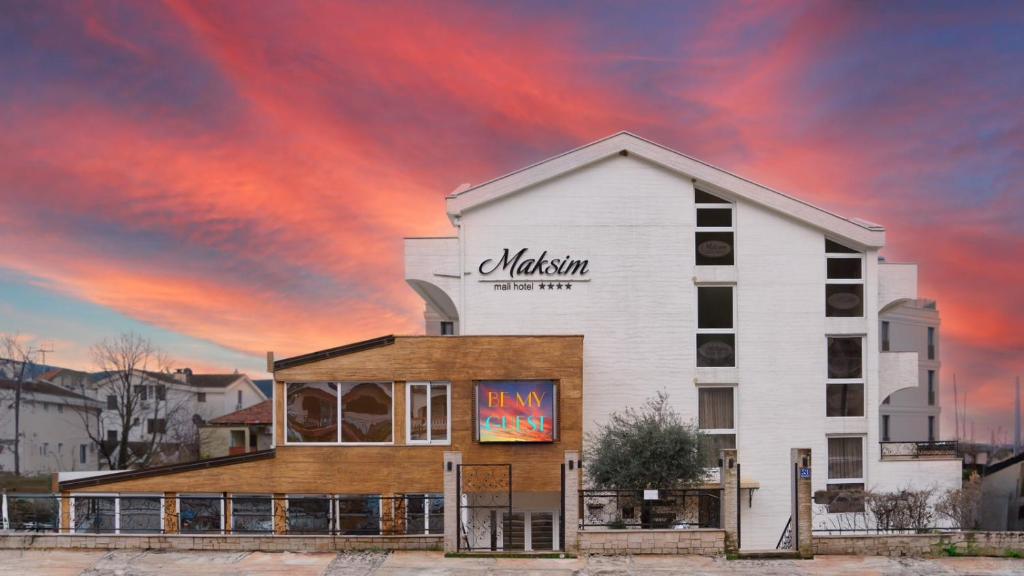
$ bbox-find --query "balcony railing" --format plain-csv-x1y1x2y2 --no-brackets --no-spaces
880,441,958,460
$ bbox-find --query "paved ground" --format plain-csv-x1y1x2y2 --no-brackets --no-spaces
2,550,1024,575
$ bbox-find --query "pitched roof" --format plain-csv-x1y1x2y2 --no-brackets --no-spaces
446,131,886,249
273,335,395,371
207,399,272,426
0,378,99,404
189,374,243,388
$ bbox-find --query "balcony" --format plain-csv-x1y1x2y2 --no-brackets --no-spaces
880,441,958,461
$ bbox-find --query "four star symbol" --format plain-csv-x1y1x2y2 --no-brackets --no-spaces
536,281,576,290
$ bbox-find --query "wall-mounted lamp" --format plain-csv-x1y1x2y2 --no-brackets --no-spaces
446,461,452,472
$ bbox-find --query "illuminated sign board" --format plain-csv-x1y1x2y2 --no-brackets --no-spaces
476,380,557,443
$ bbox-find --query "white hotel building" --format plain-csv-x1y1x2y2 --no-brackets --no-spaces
405,132,961,548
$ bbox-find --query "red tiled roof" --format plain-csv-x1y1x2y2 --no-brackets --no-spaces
207,399,272,425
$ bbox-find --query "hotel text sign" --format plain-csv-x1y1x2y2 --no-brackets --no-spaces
477,380,557,443
478,248,589,292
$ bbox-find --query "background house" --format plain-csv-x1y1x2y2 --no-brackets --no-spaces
198,399,272,459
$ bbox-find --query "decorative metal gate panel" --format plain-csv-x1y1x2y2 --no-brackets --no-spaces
456,464,512,552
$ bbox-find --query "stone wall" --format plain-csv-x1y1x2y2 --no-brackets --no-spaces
578,529,725,555
0,534,442,552
814,531,1024,557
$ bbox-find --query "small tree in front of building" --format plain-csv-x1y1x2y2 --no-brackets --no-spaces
585,391,707,489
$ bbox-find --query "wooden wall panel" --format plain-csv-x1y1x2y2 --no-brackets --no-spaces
72,336,583,496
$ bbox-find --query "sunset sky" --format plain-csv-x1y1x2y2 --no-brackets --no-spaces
0,1,1021,441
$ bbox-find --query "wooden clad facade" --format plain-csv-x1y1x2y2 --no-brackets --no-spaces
63,336,583,495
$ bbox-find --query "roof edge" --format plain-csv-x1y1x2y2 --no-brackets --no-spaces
58,449,276,490
273,335,396,372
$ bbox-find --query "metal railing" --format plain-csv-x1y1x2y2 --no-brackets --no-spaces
879,441,958,460
579,488,721,530
1,493,444,536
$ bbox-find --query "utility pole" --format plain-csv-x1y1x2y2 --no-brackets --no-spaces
953,374,960,442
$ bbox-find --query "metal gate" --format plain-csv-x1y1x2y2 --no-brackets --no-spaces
456,463,512,552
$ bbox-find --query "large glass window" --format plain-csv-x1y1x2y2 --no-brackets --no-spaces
827,437,863,481
408,382,450,444
405,494,444,535
287,496,333,534
928,327,936,359
286,382,393,444
825,239,864,317
73,496,115,533
339,382,393,443
232,496,273,533
928,370,936,405
697,286,735,367
179,496,222,534
287,383,338,443
695,189,734,266
336,495,381,535
698,387,736,466
119,496,161,533
826,337,864,417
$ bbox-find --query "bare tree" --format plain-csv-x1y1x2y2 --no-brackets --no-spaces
936,473,983,530
73,332,188,469
864,486,935,532
1,333,41,475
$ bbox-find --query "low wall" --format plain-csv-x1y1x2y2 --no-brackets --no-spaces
0,533,442,552
578,528,725,556
814,531,1024,557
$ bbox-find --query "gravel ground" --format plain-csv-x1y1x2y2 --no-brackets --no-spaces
2,550,1024,575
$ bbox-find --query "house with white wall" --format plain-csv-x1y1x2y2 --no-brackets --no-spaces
404,131,961,549
0,379,104,474
879,297,942,443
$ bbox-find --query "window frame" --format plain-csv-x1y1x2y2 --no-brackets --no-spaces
826,435,865,485
284,381,396,446
405,381,452,446
696,284,737,368
825,239,865,317
697,385,737,466
825,335,865,418
927,370,936,406
177,493,225,535
882,414,890,442
695,189,735,267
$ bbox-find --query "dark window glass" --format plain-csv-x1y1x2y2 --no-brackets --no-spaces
698,286,733,329
695,189,729,204
8,495,59,532
697,334,735,367
134,385,147,401
695,232,734,266
827,337,862,379
697,208,732,227
440,321,454,335
928,327,936,359
882,415,890,441
826,284,864,317
816,483,865,513
700,433,736,467
406,494,444,535
881,321,890,351
287,383,338,443
827,437,863,479
156,385,166,401
232,497,273,533
826,384,864,417
120,497,161,534
337,496,381,535
73,497,116,533
698,388,734,429
198,392,206,402
106,430,118,443
825,239,859,254
928,416,935,442
287,497,332,534
180,497,221,533
928,371,935,405
339,382,393,443
431,384,448,441
147,418,166,434
827,258,862,279
106,395,117,410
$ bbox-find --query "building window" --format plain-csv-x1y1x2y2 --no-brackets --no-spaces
881,321,890,352
58,404,63,413
106,395,117,410
147,418,166,434
286,382,393,444
826,337,864,417
106,430,118,443
827,436,863,482
287,496,333,534
179,496,222,534
928,327,936,360
697,285,735,367
237,390,243,409
407,382,450,444
928,371,936,406
695,189,734,266
825,239,864,317
155,385,166,401
928,416,935,442
80,444,87,464
698,387,736,466
119,496,162,534
73,496,116,533
197,392,206,403
337,495,381,535
134,385,148,401
405,494,444,535
882,415,890,442
440,321,455,336
232,496,273,533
